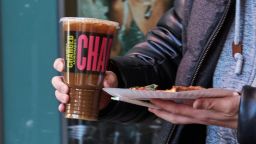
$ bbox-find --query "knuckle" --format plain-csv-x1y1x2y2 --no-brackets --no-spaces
52,77,68,92
52,76,62,85
197,115,211,123
170,109,179,115
55,90,68,103
193,99,205,109
55,90,62,100
198,115,210,122
225,104,236,114
53,59,59,69
224,97,239,114
201,99,213,110
206,102,214,110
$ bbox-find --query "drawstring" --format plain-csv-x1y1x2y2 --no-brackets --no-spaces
234,53,243,74
234,0,241,44
233,0,244,75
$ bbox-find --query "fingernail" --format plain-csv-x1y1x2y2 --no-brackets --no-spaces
54,61,59,68
62,95,67,103
57,63,63,71
56,63,60,68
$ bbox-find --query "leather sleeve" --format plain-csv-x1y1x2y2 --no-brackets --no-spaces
99,0,184,123
111,0,184,89
238,85,256,144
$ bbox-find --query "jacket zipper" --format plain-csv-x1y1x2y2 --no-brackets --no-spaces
190,0,232,85
165,1,232,144
165,124,176,144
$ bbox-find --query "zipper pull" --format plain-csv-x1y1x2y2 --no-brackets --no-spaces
144,5,152,19
232,42,244,75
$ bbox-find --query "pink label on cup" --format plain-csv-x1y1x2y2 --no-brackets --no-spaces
65,31,113,73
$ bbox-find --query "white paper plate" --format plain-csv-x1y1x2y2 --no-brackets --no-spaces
103,88,236,100
103,88,237,109
111,96,161,109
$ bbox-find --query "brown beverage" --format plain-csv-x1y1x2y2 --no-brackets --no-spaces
60,17,119,121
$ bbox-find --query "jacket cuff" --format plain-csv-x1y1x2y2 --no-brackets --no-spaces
107,56,161,88
238,85,256,144
107,58,126,88
98,100,118,120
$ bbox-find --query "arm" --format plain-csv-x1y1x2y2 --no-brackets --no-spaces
147,86,256,143
99,0,184,123
110,4,183,89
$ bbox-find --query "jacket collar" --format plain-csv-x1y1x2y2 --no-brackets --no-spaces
176,0,233,86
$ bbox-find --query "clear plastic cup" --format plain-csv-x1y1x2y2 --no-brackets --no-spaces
60,17,119,121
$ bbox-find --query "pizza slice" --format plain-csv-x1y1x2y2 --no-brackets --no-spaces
130,84,204,92
164,86,204,92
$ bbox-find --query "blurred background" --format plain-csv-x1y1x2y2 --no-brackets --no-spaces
0,0,173,143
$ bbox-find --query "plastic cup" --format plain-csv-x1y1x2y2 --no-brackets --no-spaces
60,17,119,121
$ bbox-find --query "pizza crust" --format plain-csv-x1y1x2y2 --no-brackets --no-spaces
165,86,204,92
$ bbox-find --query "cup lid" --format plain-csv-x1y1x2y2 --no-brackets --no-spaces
60,17,119,29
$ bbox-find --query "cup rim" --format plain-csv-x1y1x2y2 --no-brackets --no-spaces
60,17,119,29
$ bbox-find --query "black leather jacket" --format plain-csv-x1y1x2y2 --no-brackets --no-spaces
100,0,256,143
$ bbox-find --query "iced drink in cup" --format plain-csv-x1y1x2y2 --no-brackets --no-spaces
60,17,119,121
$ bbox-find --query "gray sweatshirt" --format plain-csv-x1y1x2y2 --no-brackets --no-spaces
207,0,256,143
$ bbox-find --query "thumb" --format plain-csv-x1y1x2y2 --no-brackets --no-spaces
193,98,216,110
103,71,118,88
193,96,240,114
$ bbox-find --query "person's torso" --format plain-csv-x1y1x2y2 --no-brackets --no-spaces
207,0,256,143
159,0,236,144
175,0,234,87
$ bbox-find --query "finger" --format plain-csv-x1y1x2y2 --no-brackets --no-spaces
198,117,238,128
55,90,69,103
53,58,65,72
58,104,66,112
103,71,118,88
151,99,195,115
51,76,69,93
149,108,237,128
151,99,235,121
182,100,195,106
148,108,202,124
193,96,240,115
